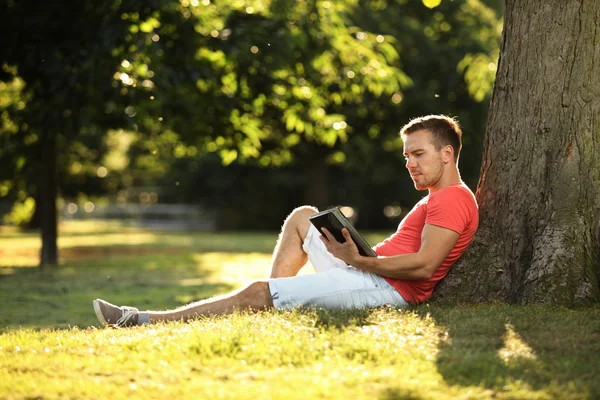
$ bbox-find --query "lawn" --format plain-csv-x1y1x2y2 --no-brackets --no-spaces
0,222,599,399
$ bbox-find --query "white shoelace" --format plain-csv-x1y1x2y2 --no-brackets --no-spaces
115,307,139,327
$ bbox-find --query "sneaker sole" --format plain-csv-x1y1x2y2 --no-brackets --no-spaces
93,300,108,326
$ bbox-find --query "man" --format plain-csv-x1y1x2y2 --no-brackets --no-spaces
94,114,479,327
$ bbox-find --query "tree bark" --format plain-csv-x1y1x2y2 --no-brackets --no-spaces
304,152,329,209
39,130,59,267
433,0,600,305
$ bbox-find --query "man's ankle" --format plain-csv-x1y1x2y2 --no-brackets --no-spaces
138,312,150,325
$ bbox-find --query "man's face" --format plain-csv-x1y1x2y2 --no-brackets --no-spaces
403,129,445,191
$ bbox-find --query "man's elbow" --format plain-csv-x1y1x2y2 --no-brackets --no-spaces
417,263,438,280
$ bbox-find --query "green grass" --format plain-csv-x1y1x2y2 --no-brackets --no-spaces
1,222,599,399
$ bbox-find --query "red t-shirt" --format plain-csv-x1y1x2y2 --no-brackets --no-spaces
374,182,479,304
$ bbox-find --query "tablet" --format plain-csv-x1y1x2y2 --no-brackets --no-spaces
308,207,377,257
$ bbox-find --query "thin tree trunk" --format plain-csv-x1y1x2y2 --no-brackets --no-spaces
304,153,328,209
433,0,600,305
39,130,58,267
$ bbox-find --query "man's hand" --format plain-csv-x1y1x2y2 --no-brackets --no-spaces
319,227,361,265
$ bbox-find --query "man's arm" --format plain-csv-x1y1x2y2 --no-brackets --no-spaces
320,224,460,280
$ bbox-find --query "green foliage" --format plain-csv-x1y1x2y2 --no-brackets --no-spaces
117,0,502,229
480,0,505,17
149,0,412,168
0,0,195,229
0,0,502,231
2,197,35,226
458,52,498,102
160,0,502,228
0,72,34,211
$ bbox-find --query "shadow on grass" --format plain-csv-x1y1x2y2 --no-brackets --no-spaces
0,251,240,331
312,307,373,329
378,387,425,400
404,305,600,399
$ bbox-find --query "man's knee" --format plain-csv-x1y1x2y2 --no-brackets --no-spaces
285,206,318,227
284,206,318,240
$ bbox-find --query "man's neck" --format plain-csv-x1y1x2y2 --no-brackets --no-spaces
429,167,461,193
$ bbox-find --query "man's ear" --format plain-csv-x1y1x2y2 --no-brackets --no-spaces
442,145,454,163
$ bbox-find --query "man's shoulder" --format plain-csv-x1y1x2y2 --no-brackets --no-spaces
427,183,478,219
434,183,477,204
425,183,479,232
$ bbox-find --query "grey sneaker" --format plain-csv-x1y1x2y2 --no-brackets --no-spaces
93,299,139,327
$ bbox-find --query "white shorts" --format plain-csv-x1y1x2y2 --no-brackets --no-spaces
268,225,408,310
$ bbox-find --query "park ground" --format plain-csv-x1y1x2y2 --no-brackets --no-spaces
0,222,599,400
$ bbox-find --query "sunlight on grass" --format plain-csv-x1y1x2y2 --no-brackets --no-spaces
0,226,598,399
0,309,450,399
498,323,537,364
191,252,272,284
0,228,279,267
175,252,313,304
190,252,312,283
1,309,589,400
0,258,37,268
59,220,140,233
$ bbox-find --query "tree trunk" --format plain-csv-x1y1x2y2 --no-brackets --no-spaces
433,0,600,305
39,131,58,267
304,153,328,209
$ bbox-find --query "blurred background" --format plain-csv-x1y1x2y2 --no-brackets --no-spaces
0,0,503,233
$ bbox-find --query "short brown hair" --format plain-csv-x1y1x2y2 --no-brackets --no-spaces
400,115,463,163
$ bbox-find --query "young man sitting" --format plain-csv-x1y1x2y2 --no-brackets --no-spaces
93,115,479,327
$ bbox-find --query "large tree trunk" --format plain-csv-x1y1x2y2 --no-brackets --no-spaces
39,131,59,267
433,0,600,305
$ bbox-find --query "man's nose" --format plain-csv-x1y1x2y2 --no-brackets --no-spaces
405,157,416,169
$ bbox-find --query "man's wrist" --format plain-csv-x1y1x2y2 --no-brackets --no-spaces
351,254,372,271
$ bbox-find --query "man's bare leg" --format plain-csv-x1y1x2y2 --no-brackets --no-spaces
94,206,317,327
148,280,273,323
94,280,273,326
149,206,316,322
268,206,317,278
